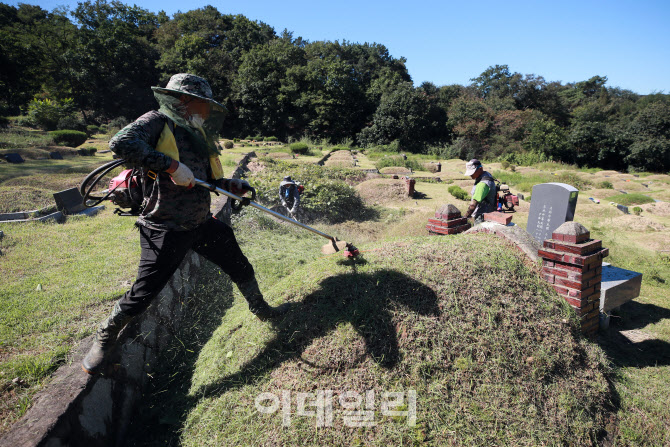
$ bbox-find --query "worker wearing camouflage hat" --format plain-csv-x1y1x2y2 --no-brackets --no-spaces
82,73,291,375
463,159,497,223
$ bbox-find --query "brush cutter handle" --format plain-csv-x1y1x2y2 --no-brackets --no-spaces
193,178,337,243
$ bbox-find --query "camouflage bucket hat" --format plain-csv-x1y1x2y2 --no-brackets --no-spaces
152,73,227,112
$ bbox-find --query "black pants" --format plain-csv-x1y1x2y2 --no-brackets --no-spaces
118,217,254,316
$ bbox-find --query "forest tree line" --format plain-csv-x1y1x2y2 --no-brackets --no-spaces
1,1,669,172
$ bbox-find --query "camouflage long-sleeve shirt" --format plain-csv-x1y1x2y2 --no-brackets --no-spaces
109,110,214,231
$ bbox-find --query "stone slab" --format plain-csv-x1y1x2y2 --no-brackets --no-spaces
0,211,64,224
4,153,24,163
600,263,642,313
53,188,86,214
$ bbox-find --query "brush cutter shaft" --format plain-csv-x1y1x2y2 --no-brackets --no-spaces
193,178,336,242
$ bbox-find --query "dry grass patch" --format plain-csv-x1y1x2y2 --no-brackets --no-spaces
379,167,411,175
356,179,410,205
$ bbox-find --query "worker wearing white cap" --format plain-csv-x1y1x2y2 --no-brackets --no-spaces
463,159,497,222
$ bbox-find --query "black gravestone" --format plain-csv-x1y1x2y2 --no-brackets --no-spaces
53,187,86,214
4,153,25,163
526,183,579,243
50,152,63,160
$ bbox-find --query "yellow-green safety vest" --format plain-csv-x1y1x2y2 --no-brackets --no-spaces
155,122,224,180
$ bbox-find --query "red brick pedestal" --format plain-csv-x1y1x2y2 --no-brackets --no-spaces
538,222,608,336
426,204,471,235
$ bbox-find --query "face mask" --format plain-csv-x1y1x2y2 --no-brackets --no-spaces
187,114,205,128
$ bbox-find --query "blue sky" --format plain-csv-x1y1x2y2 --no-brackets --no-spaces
14,0,670,94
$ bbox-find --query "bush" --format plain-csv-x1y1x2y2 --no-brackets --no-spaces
501,160,510,170
0,116,9,128
597,181,614,189
50,130,87,147
254,135,263,141
107,117,129,136
223,141,234,149
264,136,278,142
57,116,86,132
556,172,592,191
249,160,368,223
633,206,643,216
245,135,253,140
86,124,100,135
77,146,97,156
289,142,309,155
448,185,469,201
27,97,75,131
233,138,239,143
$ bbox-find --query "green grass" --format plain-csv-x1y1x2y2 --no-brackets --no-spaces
2,153,670,445
492,170,593,192
0,210,140,432
126,225,615,446
605,193,656,206
0,128,54,150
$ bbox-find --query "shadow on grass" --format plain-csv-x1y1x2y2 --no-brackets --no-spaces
192,269,439,399
126,268,438,446
599,301,670,368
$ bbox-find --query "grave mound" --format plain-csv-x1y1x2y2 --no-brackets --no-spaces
164,236,614,446
355,178,410,204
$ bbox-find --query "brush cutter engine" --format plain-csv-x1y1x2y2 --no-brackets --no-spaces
496,183,519,212
106,169,144,213
80,159,148,215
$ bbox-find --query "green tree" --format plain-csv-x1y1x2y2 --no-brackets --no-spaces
0,4,78,115
523,117,570,161
357,82,438,151
155,6,275,107
470,64,522,101
67,0,162,120
232,37,306,138
625,101,670,172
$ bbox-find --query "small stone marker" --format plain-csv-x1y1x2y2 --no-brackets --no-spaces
53,187,86,214
616,204,629,214
526,182,578,243
4,153,25,163
426,204,471,235
538,222,608,336
49,152,63,160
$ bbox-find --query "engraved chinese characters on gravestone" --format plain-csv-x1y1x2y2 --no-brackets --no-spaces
526,183,578,243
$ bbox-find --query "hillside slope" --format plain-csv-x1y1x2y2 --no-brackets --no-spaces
173,234,613,446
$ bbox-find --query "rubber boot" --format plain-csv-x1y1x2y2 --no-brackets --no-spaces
81,302,134,375
237,278,292,321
